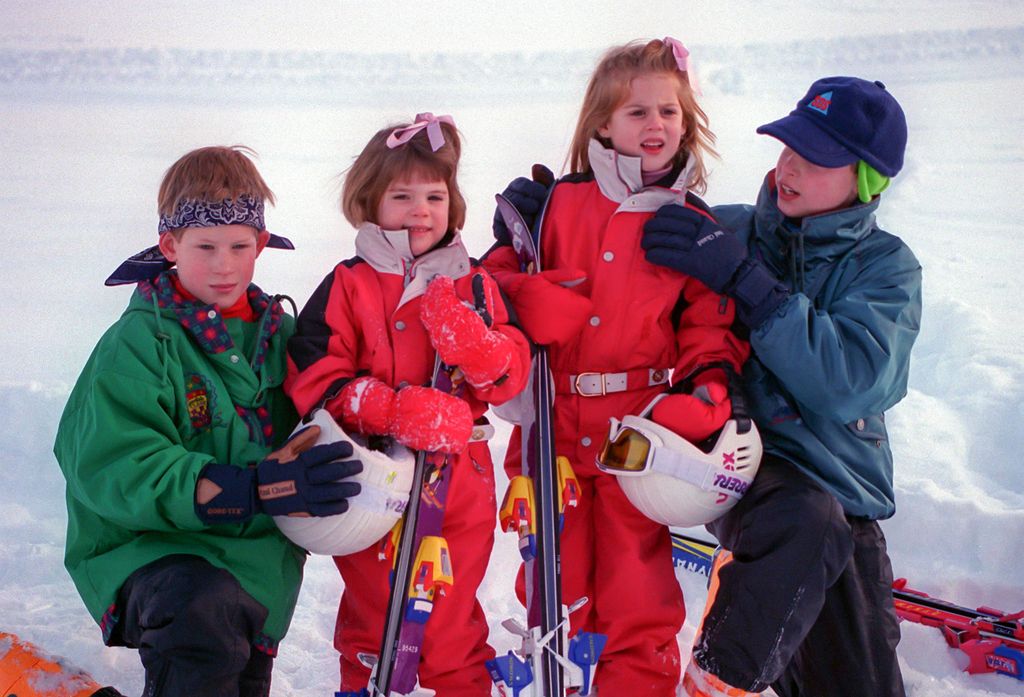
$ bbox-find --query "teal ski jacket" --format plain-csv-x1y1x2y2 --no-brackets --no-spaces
54,272,302,649
713,171,922,519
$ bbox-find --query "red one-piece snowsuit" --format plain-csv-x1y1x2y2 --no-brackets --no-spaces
286,224,531,696
483,140,749,696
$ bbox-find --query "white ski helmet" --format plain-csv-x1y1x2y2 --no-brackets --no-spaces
596,395,762,527
273,409,415,556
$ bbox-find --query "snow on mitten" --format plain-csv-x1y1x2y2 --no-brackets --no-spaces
390,385,473,453
651,372,731,444
335,376,397,436
420,274,515,388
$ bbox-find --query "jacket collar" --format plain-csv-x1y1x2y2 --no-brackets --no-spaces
753,169,883,293
756,169,880,245
354,222,472,309
587,138,696,210
133,270,283,371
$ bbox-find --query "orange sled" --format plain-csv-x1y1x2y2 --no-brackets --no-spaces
0,632,123,697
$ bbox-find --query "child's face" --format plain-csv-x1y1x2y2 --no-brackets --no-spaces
598,73,684,172
376,176,450,256
158,224,269,307
775,147,859,219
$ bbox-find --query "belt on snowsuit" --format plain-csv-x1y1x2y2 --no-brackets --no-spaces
558,368,671,397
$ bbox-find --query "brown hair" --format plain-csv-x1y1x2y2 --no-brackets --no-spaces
568,38,717,194
157,145,275,217
340,119,466,231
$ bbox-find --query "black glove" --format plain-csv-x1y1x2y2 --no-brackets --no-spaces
492,164,554,246
641,204,747,292
196,426,362,524
642,204,790,328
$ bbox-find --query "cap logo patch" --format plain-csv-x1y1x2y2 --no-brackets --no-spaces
808,91,833,115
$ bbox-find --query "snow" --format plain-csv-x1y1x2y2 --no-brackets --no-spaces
2,6,1023,696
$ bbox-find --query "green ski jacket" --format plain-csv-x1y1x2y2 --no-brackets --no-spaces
54,272,302,648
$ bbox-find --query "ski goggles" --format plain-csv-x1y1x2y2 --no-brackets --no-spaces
596,420,657,476
596,416,754,499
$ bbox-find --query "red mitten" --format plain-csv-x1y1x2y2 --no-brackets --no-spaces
420,275,515,387
391,386,473,453
503,268,593,346
334,376,397,436
651,374,731,444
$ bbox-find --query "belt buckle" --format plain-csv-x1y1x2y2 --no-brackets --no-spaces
574,372,605,397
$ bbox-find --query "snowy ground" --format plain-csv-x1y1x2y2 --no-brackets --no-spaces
1,8,1023,697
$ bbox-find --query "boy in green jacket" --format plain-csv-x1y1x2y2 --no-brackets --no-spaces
54,145,363,697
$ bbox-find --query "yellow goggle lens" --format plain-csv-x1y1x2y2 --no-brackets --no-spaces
597,427,652,473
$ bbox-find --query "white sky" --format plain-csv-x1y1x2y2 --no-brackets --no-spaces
2,0,1021,53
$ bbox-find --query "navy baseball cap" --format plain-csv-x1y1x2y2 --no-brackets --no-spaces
757,77,907,177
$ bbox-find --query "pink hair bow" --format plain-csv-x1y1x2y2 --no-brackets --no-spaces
663,36,702,96
386,112,455,152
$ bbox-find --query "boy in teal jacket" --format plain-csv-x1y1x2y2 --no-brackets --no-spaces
642,78,921,696
54,146,363,697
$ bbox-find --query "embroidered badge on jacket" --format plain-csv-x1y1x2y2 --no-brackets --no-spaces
185,373,216,432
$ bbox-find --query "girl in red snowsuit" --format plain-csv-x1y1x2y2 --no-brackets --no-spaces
483,39,749,696
286,114,531,697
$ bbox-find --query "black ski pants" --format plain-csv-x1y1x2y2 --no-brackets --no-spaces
693,456,906,697
112,554,274,697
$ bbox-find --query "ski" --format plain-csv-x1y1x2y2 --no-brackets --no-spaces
669,530,716,577
892,579,1024,681
366,354,460,697
669,531,1024,682
488,191,604,697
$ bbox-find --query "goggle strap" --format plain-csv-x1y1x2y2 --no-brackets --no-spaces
649,448,752,500
649,448,716,488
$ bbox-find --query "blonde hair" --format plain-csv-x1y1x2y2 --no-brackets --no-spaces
341,120,467,231
157,145,275,217
568,38,717,194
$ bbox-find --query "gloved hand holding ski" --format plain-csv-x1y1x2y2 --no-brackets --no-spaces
420,274,515,388
492,165,554,246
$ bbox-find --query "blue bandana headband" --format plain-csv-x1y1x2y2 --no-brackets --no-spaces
105,194,294,286
158,194,265,234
